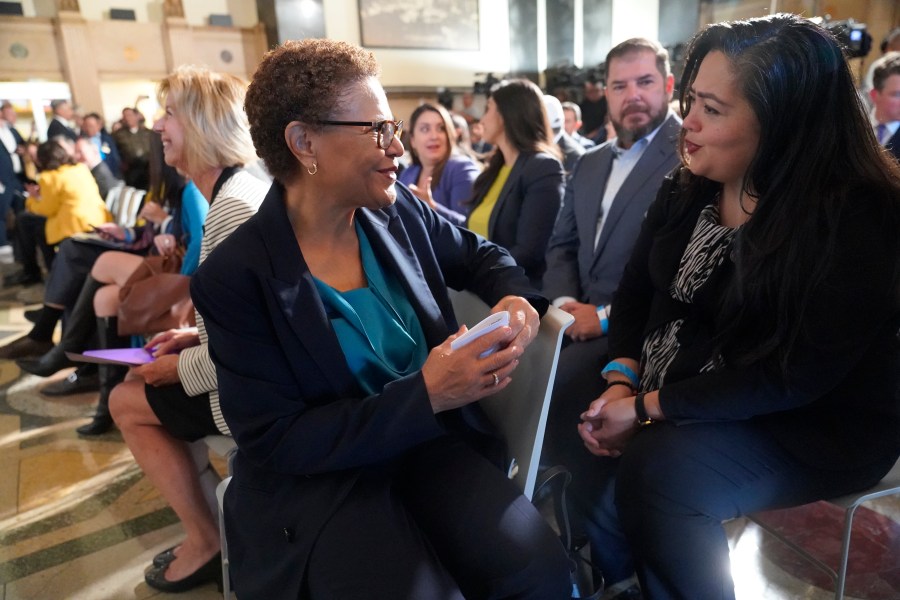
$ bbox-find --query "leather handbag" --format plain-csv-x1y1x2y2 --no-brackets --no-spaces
117,253,195,336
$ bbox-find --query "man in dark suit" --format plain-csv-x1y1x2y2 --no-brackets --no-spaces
80,112,121,177
870,51,900,162
0,101,25,260
544,94,585,176
541,37,682,589
46,99,78,141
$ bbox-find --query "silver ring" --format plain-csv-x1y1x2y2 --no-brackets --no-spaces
492,372,499,386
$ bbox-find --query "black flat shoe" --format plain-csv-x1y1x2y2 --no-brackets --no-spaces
144,552,222,593
76,414,114,436
153,544,180,567
16,346,74,377
24,308,42,323
41,367,100,396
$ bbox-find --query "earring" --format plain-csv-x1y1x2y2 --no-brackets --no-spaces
307,162,318,176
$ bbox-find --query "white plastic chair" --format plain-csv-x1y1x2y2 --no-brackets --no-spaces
104,184,125,216
216,476,234,599
448,289,573,499
748,456,900,600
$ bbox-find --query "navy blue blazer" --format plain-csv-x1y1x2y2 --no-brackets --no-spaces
191,182,546,599
466,151,565,287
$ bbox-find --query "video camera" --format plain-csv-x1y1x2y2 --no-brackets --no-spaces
818,17,872,59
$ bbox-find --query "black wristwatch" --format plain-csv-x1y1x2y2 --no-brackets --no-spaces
634,392,655,427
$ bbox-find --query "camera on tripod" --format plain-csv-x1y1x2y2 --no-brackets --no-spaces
815,17,872,59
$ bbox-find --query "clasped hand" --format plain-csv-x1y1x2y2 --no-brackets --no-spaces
559,300,603,342
577,386,638,457
422,296,539,413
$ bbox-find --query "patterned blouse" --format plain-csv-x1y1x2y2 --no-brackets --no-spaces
640,202,738,392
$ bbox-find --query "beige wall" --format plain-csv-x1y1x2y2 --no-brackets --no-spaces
322,0,511,90
0,8,266,130
18,0,259,27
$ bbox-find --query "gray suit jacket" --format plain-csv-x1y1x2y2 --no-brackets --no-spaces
543,113,681,306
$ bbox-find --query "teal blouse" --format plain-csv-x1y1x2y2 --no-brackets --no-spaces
313,223,429,395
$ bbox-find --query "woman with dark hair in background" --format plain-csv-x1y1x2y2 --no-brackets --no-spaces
399,103,480,225
572,14,900,599
465,79,565,287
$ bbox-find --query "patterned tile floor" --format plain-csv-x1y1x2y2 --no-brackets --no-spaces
0,279,896,600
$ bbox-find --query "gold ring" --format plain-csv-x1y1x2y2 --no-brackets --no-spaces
492,372,499,386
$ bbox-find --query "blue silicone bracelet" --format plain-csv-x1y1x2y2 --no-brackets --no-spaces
601,361,639,388
600,318,609,335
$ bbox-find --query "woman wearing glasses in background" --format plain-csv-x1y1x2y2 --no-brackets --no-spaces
191,40,569,600
465,79,565,288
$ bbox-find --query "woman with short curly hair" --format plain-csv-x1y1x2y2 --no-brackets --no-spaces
193,39,570,600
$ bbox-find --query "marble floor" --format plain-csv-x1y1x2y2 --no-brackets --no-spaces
0,279,897,600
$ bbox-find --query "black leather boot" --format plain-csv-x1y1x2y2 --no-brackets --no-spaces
17,276,104,377
77,316,129,437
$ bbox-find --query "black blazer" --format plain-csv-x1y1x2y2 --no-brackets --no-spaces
47,117,77,142
610,174,900,471
191,183,546,599
466,151,565,287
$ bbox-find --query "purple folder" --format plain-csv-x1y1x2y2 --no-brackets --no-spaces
65,348,155,366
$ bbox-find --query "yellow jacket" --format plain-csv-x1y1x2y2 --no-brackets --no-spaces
27,163,112,245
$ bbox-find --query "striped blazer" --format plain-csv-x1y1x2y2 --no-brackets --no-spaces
178,169,268,434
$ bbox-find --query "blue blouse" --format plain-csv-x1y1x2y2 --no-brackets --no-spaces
313,224,428,395
179,181,208,275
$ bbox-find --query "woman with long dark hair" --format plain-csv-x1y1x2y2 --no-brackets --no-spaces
399,102,480,225
465,79,565,287
573,14,900,599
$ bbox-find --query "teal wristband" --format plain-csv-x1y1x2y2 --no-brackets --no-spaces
601,361,639,388
600,318,609,335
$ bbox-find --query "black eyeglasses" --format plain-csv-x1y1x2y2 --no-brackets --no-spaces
319,119,404,150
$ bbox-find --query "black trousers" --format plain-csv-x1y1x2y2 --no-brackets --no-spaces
44,238,108,306
542,336,609,468
303,436,571,600
573,420,895,600
17,212,55,278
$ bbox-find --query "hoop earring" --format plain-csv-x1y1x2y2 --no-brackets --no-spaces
307,162,318,176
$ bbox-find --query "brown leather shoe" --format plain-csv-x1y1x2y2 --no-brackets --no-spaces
0,337,54,360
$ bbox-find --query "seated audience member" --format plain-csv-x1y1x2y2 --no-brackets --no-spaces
47,99,78,141
469,118,494,159
863,28,900,105
399,102,480,225
191,39,570,600
870,51,900,162
543,94,585,175
579,79,609,143
113,107,153,189
466,79,566,288
107,65,266,593
562,101,597,149
541,44,681,569
5,140,109,288
80,113,121,177
0,102,24,261
572,15,900,599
